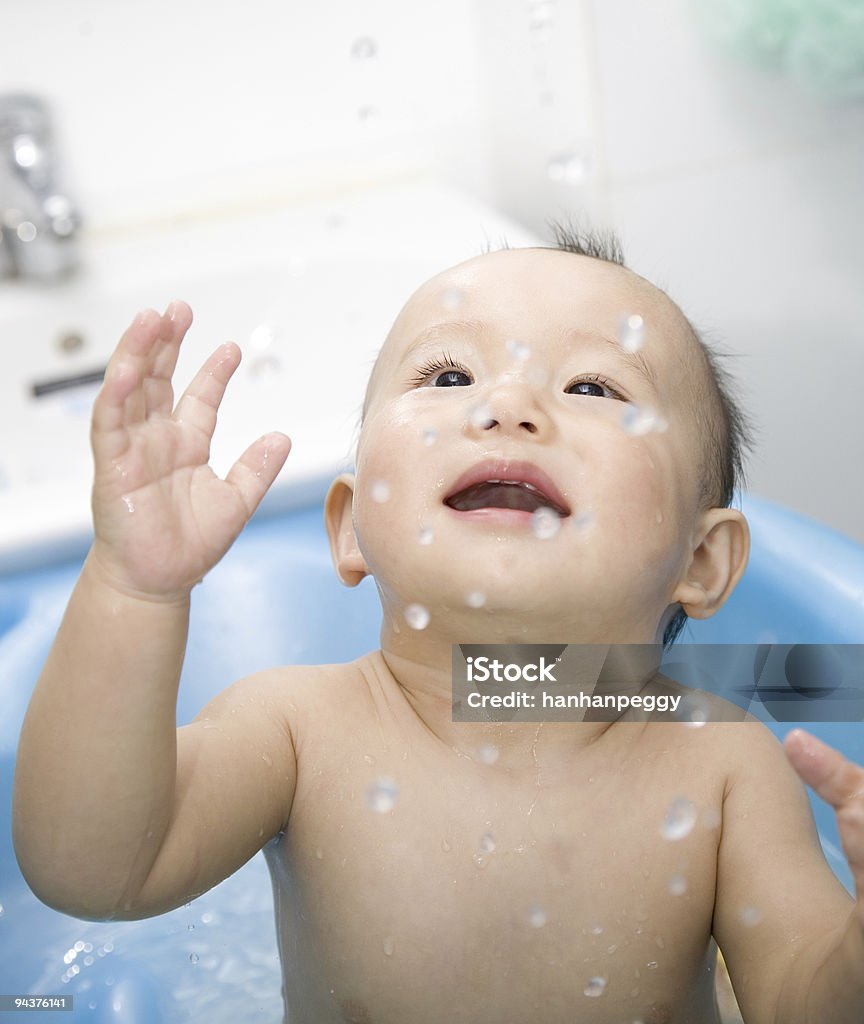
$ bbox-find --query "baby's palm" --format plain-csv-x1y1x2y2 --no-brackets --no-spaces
90,302,291,598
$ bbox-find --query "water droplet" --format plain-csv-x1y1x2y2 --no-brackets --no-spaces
547,150,592,185
261,752,272,766
655,509,664,524
441,837,452,852
506,338,531,360
404,603,430,630
529,0,555,30
366,777,398,813
621,404,668,436
466,590,486,608
121,495,135,514
469,403,494,429
418,526,433,545
472,853,489,868
661,797,697,841
477,743,499,764
0,904,4,917
656,936,666,949
189,953,199,964
584,976,607,997
685,707,708,728
423,427,438,446
618,313,645,353
667,874,687,896
351,36,376,59
528,905,547,928
249,323,275,350
371,480,390,502
573,510,594,532
441,288,464,310
249,354,281,378
591,923,604,936
383,936,395,956
315,847,323,859
531,507,561,539
740,906,762,927
479,833,496,853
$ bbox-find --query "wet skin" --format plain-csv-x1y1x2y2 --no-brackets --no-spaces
261,653,733,1024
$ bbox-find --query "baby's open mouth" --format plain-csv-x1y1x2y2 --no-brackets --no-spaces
445,481,568,516
443,462,571,517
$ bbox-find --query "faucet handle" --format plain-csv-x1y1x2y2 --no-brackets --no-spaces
0,92,81,281
0,93,52,140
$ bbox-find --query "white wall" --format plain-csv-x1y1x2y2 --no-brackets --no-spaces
2,0,862,541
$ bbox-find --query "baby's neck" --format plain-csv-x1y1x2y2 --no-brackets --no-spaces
375,645,623,771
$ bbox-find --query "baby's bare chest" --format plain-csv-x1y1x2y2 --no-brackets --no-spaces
264,730,725,1024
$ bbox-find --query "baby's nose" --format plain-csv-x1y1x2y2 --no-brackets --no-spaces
466,377,551,437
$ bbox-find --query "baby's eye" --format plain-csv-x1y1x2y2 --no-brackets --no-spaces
565,375,624,400
410,354,474,388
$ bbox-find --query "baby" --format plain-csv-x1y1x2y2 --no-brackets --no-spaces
12,226,864,1024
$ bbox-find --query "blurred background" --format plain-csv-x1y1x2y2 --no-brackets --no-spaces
1,0,862,561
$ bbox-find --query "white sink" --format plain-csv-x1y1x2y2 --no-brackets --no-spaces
0,179,540,572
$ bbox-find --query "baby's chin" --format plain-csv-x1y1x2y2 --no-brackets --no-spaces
378,584,623,644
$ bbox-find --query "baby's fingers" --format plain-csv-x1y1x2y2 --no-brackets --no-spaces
224,432,292,518
785,729,864,809
92,302,193,440
173,342,243,444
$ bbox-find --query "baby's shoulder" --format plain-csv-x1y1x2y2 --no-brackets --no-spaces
247,650,383,733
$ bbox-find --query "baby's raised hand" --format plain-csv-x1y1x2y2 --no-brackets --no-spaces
89,302,291,599
785,728,864,927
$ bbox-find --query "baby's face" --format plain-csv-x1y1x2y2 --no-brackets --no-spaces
342,248,712,643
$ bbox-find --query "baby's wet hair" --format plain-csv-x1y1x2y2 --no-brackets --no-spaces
517,217,755,647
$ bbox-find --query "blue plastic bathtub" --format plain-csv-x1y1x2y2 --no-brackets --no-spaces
1,492,863,1022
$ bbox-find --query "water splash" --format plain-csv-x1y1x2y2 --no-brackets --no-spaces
469,404,494,429
366,777,398,813
371,480,390,503
441,288,464,311
351,37,377,59
667,874,688,896
621,404,668,436
661,797,697,841
506,338,531,360
618,313,645,353
479,833,496,853
476,743,499,764
528,905,547,928
584,976,607,997
404,604,430,630
547,151,591,185
531,507,561,539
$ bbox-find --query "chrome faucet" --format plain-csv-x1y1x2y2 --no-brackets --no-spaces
0,93,81,281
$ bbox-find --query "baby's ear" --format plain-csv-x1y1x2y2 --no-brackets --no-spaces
324,473,369,587
672,509,750,619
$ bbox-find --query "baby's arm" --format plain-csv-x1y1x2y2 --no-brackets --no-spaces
712,724,863,1024
12,303,293,920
